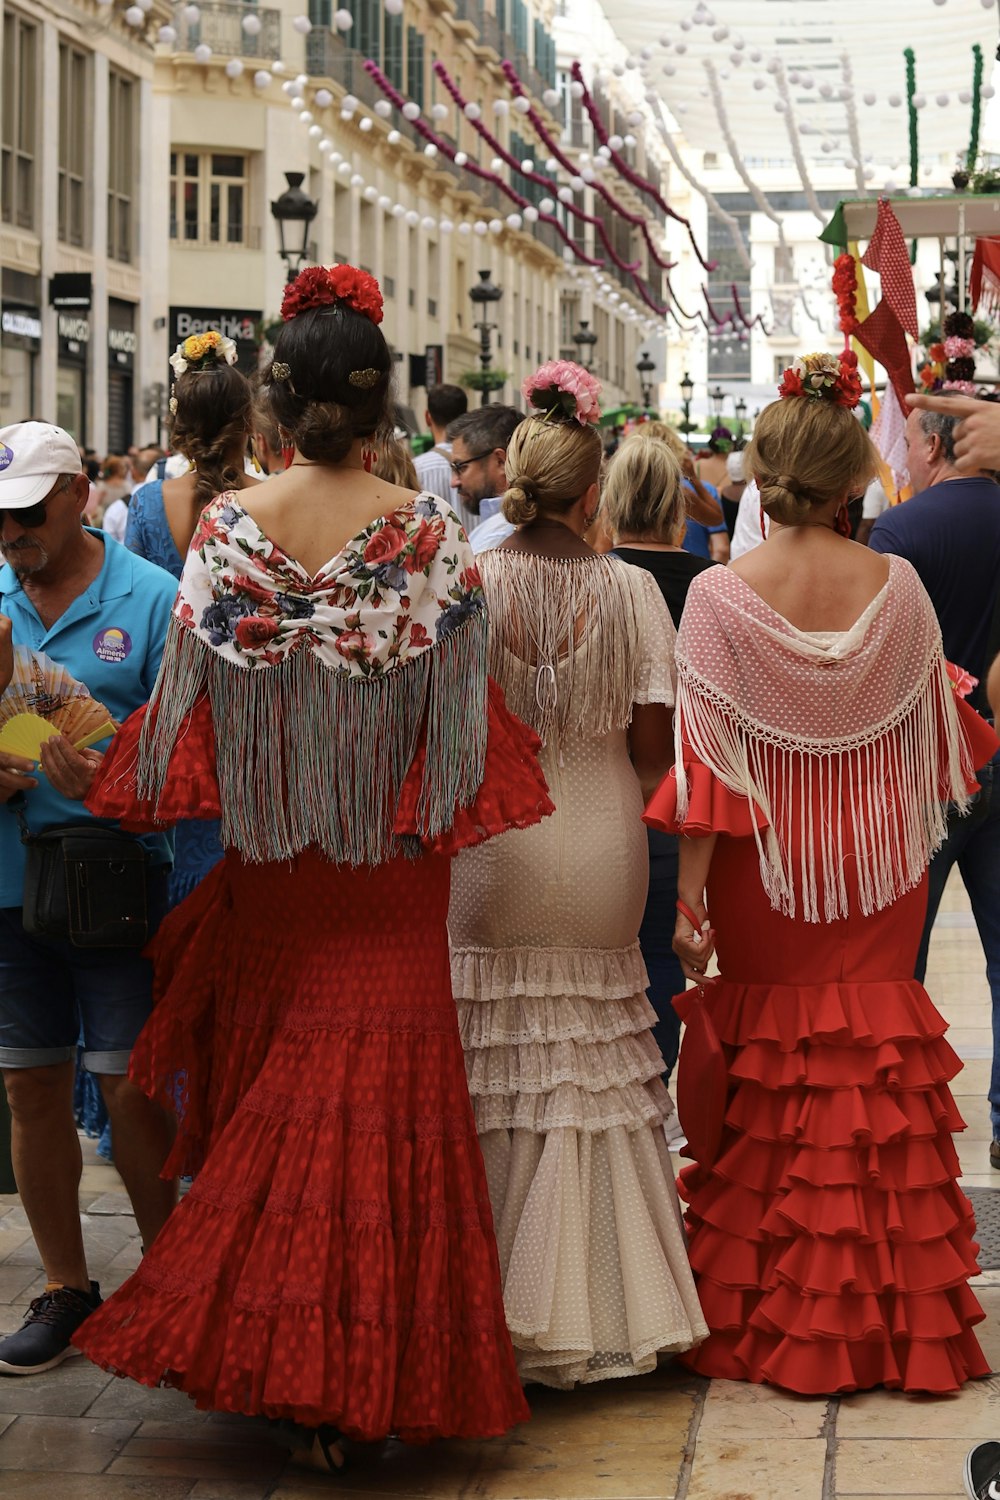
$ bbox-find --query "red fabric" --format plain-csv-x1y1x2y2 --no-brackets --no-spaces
668,744,989,1394
644,756,770,839
394,678,554,853
672,980,728,1168
970,237,1000,316
72,850,530,1441
861,199,919,339
85,694,222,830
853,297,916,408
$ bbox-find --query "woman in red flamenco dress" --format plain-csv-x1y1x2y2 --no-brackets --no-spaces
71,267,551,1463
646,360,999,1395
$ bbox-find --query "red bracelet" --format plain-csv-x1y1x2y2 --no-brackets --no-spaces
676,897,706,930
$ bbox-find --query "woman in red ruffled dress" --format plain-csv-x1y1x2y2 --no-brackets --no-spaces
647,353,999,1395
71,267,551,1463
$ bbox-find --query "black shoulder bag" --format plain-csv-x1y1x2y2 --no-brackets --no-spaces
10,795,151,948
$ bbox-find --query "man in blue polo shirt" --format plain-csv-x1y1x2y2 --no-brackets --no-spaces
0,422,178,1376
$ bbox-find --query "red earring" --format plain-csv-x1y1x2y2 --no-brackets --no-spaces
362,444,376,473
282,445,295,470
835,502,851,537
759,504,768,540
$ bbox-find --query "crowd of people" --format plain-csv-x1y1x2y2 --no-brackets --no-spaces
0,265,999,1482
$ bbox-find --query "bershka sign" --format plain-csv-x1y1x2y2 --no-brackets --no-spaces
171,309,258,343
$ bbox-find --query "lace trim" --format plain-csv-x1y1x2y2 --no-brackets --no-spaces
464,1028,665,1096
458,991,658,1048
450,942,649,1003
472,1075,671,1134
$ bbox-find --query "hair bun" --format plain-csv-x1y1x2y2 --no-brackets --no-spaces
776,473,800,497
502,476,539,527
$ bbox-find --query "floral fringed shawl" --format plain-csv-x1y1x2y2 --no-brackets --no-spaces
131,491,488,865
674,556,976,923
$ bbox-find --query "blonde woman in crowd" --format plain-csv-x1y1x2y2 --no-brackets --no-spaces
449,361,707,1387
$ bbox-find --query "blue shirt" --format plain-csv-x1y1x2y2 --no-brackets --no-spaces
869,476,1000,694
0,530,178,906
682,481,726,560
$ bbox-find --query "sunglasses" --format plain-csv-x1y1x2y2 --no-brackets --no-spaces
0,476,73,529
450,450,492,478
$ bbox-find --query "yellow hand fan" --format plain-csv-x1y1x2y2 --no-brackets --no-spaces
0,713,61,760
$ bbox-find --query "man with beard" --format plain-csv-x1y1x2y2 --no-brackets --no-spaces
0,422,178,1376
445,405,523,548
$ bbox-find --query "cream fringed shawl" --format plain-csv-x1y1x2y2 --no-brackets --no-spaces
477,549,676,746
674,555,975,923
130,491,488,866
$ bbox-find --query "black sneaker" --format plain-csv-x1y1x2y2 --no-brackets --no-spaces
0,1282,101,1376
965,1442,1000,1500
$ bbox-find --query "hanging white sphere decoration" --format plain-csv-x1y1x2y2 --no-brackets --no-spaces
888,93,901,107
542,88,561,108
423,141,437,156
431,102,449,120
296,72,308,84
387,129,401,144
513,95,531,114
626,109,643,127
623,134,636,147
253,68,272,87
334,8,353,27
159,24,178,42
506,213,522,230
374,99,392,117
183,4,200,19
569,80,585,98
539,196,555,212
315,88,333,107
282,80,297,95
752,77,766,91
472,220,487,235
226,58,244,78
608,134,624,151
464,102,481,120
863,91,876,105
309,123,322,137
490,156,503,173
557,186,573,202
292,15,312,33
488,218,502,233
522,204,539,222
359,116,374,131
493,98,509,114
363,186,378,201
194,42,212,61
983,83,997,98
545,156,560,171
271,60,286,72
982,0,996,10
912,92,926,108
241,10,261,32
673,42,687,54
569,174,584,191
454,150,468,166
350,173,364,186
385,0,403,13
959,88,972,103
420,215,435,230
773,100,787,113
581,166,594,183
457,221,472,235
124,5,145,24
318,137,332,150
662,62,676,75
749,48,762,62
440,219,454,233
342,93,358,111
936,92,950,106
520,157,535,173
391,203,406,217
378,194,391,208
402,101,420,120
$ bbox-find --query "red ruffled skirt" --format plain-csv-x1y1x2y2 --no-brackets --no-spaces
72,683,551,1440
644,712,996,1396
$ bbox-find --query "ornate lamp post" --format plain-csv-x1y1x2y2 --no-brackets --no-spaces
636,349,656,410
679,370,695,448
270,171,319,282
468,269,504,406
709,383,726,419
572,319,598,370
734,395,748,439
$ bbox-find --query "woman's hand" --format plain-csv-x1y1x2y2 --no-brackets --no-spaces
0,751,38,802
0,615,12,696
39,736,103,800
673,895,717,982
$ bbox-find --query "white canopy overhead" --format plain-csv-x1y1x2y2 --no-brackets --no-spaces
596,0,999,173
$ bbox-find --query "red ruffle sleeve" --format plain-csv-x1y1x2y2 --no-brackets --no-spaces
394,677,554,854
85,695,222,832
643,745,770,840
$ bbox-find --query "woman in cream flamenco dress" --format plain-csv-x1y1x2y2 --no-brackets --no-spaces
449,362,707,1388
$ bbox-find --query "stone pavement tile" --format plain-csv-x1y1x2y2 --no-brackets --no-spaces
1,1477,194,1498
86,1378,212,1422
685,1437,826,1500
837,1377,1000,1439
835,1438,979,1494
0,1414,138,1471
0,1303,30,1335
696,1380,828,1440
0,1356,114,1416
0,1266,43,1302
975,1290,1000,1370
0,1226,32,1260
189,1484,277,1499
83,1192,135,1217
0,1413,14,1437
109,1428,287,1482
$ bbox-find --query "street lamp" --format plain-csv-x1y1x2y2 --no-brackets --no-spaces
572,320,598,370
679,370,694,448
709,383,726,418
468,268,504,406
270,171,319,283
734,396,747,439
636,349,656,410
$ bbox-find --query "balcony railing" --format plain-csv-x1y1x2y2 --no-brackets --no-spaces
305,31,384,107
170,223,263,249
176,2,281,59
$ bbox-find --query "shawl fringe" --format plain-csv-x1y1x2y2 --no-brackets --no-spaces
480,551,640,745
675,652,974,923
136,612,488,866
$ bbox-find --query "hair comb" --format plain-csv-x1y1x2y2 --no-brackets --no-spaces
348,367,381,390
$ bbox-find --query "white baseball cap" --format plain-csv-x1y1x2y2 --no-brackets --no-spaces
0,422,82,509
725,450,746,483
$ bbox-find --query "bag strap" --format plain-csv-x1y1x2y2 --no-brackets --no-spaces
6,792,31,845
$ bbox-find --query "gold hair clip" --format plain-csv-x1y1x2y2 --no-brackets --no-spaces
348,367,380,389
270,361,291,382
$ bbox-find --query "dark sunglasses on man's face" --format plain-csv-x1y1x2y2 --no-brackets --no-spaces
0,476,72,528
450,450,492,478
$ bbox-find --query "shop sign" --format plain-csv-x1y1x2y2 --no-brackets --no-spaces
1,308,42,342
168,306,261,374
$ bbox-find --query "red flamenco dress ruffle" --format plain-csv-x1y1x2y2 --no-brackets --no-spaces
642,702,997,1395
72,684,551,1441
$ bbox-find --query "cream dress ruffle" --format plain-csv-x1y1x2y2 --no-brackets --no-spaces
449,551,708,1387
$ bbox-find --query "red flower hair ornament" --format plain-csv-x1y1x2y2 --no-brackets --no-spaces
281,264,384,325
778,350,862,410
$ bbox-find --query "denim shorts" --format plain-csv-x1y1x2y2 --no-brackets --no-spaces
0,868,170,1075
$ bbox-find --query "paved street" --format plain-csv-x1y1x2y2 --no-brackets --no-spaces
0,868,997,1500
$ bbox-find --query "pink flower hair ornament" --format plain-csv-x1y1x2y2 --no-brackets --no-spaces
522,360,602,426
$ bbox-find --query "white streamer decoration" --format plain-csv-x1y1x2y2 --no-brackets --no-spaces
839,52,868,196
703,58,788,252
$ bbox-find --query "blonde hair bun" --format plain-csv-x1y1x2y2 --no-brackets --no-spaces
504,477,539,526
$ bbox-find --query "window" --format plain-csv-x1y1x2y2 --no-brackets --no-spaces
58,42,89,247
169,152,249,246
2,11,37,229
406,27,424,109
108,71,136,263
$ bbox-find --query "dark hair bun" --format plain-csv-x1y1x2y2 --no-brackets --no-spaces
268,303,394,464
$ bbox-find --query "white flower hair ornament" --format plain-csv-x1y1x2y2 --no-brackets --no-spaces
169,329,240,378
